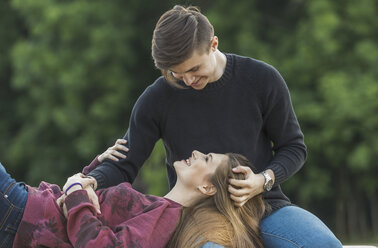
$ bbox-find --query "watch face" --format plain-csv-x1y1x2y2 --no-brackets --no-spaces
263,171,273,191
265,180,273,191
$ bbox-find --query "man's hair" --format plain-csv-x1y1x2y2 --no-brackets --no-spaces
151,5,214,86
167,153,270,248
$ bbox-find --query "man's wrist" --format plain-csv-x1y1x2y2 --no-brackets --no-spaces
261,169,275,192
257,173,266,194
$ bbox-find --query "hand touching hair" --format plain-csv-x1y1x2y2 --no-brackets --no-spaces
168,153,270,248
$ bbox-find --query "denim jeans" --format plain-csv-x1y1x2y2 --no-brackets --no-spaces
202,205,342,248
0,162,28,248
261,206,342,248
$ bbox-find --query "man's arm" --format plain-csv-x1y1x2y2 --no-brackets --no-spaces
228,64,306,207
262,65,307,186
87,84,163,189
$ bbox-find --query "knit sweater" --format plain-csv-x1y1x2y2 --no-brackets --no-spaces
13,158,181,248
87,53,307,210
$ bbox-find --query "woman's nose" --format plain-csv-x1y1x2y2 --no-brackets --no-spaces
192,150,204,159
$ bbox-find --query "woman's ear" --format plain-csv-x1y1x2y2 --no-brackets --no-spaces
198,184,217,196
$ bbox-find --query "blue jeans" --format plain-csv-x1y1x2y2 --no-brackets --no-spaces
261,206,342,247
202,205,342,248
0,162,28,248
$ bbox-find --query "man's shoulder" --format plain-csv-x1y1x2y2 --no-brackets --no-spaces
140,76,177,100
226,53,280,92
229,53,276,73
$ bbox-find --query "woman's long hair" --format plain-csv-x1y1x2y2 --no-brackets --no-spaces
167,153,270,248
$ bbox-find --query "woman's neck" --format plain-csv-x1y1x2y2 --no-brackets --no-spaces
164,184,202,207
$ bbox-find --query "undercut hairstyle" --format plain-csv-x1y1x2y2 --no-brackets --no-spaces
151,5,214,87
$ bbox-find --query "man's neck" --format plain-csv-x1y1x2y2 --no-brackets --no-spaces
209,50,227,83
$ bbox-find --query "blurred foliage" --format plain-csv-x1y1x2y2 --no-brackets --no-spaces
0,0,377,243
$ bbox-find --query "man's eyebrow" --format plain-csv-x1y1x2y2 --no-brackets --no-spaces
170,65,200,74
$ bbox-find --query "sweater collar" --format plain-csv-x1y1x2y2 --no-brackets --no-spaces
202,53,233,91
176,53,233,93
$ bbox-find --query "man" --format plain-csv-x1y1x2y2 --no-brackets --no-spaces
86,5,342,247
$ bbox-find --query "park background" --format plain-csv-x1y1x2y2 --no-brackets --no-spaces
0,0,377,245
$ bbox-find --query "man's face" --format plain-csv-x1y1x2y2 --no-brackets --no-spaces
169,48,217,90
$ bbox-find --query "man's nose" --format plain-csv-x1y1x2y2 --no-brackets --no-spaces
183,74,195,85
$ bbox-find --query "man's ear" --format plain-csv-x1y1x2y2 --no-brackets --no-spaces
210,36,218,51
198,184,217,196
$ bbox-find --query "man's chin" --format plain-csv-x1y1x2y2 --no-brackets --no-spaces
191,81,208,90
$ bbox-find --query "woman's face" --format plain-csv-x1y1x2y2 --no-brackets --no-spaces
174,150,228,189
169,45,218,90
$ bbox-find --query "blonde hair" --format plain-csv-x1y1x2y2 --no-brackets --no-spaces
168,153,270,248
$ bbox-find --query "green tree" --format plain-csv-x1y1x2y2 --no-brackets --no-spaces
2,0,377,243
8,0,174,186
0,0,26,177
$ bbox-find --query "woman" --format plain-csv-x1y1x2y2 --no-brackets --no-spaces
0,141,267,248
85,5,342,247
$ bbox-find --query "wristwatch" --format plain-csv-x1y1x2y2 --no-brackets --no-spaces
261,170,273,192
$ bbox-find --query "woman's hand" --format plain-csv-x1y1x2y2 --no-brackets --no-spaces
57,173,99,218
228,166,267,207
63,173,96,195
98,139,129,163
56,184,100,218
56,194,68,218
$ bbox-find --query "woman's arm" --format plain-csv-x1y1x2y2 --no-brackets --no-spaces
62,174,179,248
57,139,129,215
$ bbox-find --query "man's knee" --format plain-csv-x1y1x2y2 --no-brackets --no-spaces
262,230,342,248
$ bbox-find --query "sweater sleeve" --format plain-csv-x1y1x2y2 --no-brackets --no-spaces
81,156,100,175
261,66,307,186
86,83,163,189
65,190,179,248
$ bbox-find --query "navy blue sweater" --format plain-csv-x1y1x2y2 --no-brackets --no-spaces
88,53,307,210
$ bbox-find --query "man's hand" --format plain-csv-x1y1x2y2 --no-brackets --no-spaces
228,166,273,207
